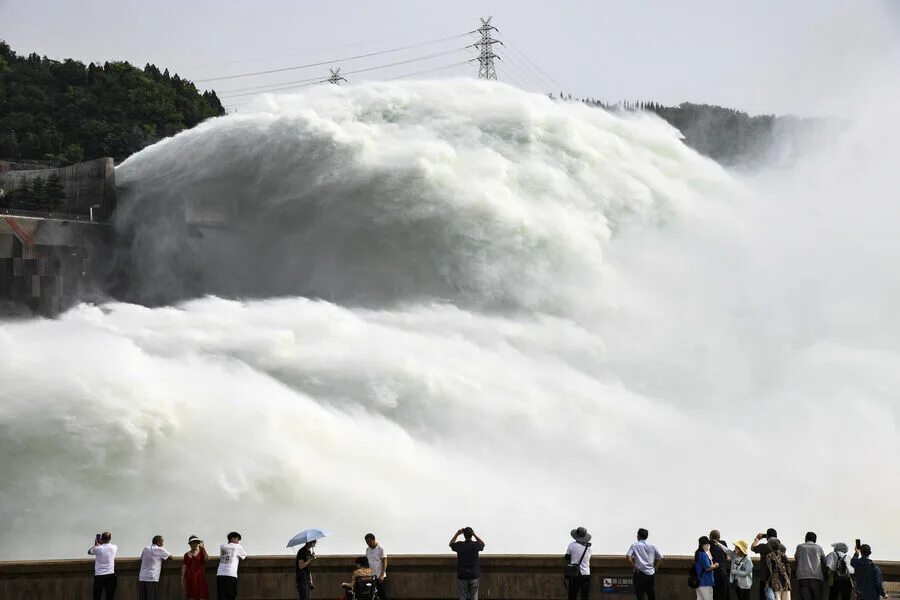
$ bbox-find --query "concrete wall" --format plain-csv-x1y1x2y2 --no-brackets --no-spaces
1,555,898,600
0,157,116,219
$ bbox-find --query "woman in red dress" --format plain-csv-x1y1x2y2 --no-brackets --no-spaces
182,535,210,600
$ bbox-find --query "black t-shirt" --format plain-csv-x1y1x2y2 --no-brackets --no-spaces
295,547,312,585
711,541,728,577
450,540,485,580
753,542,773,579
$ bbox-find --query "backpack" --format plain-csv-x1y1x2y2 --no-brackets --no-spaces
833,556,850,581
688,560,701,589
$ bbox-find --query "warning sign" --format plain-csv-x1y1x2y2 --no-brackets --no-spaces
601,576,634,594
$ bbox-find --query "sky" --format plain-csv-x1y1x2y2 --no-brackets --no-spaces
2,0,899,114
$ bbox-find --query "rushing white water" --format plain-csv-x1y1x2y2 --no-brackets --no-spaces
1,80,898,561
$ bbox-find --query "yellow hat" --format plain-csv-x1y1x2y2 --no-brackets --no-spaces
734,540,749,555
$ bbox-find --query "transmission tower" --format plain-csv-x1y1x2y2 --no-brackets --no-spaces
470,17,502,80
327,67,348,85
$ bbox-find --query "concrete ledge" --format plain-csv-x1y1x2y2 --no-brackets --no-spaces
2,555,898,600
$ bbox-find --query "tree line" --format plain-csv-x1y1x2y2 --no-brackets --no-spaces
0,40,224,164
557,95,823,167
0,172,66,212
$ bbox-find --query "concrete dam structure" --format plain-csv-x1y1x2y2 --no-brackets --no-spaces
1,555,898,600
0,158,115,313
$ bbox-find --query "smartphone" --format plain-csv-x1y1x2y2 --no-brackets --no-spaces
855,539,861,550
95,533,102,543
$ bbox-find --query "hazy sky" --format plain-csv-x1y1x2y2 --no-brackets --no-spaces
2,0,899,115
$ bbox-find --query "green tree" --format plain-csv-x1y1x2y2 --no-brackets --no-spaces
43,173,66,210
0,39,226,162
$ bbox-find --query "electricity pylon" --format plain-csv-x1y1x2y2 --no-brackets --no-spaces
470,17,501,80
327,67,348,85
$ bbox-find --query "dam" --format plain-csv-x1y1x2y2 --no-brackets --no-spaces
2,554,898,600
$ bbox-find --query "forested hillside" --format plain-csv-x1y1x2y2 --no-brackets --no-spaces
0,40,224,163
580,98,825,167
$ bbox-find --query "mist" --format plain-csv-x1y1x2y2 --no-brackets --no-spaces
1,73,898,560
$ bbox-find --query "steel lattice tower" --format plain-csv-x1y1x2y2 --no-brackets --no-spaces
327,67,347,85
471,17,501,80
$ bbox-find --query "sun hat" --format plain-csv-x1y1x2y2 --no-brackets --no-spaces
188,535,203,544
570,527,592,544
734,540,749,555
831,542,849,553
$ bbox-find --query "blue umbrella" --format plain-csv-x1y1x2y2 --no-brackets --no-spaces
287,528,332,548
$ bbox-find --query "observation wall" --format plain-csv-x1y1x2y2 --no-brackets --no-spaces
2,555,899,600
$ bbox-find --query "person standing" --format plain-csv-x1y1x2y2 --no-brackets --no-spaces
450,526,486,600
728,541,754,600
694,536,717,600
823,543,854,600
216,532,247,600
182,535,210,600
565,527,592,600
88,531,118,600
752,529,778,600
626,528,663,600
139,535,172,600
850,544,887,600
295,540,317,600
709,531,729,600
795,532,826,600
765,539,792,600
365,533,388,600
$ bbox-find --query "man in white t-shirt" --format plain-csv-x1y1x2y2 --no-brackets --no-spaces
566,527,593,600
138,535,172,600
88,531,118,600
365,533,388,599
217,531,248,600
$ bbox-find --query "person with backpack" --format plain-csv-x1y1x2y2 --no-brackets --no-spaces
823,543,854,600
765,539,792,600
850,544,887,600
693,536,718,600
565,527,592,600
752,529,778,600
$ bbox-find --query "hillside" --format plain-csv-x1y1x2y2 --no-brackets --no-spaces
0,40,223,163
579,98,826,167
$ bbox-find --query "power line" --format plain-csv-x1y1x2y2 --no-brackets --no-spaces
495,33,566,92
184,24,472,73
219,79,325,99
219,47,468,98
218,74,326,95
339,47,466,77
387,61,471,80
196,32,473,83
497,54,544,91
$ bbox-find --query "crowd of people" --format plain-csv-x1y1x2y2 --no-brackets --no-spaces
598,528,887,600
86,526,889,600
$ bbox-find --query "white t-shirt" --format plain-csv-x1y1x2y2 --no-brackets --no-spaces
567,541,592,576
88,543,118,576
139,545,172,582
217,542,248,578
366,544,387,578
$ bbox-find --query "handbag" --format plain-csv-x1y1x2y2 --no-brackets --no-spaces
565,543,590,578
